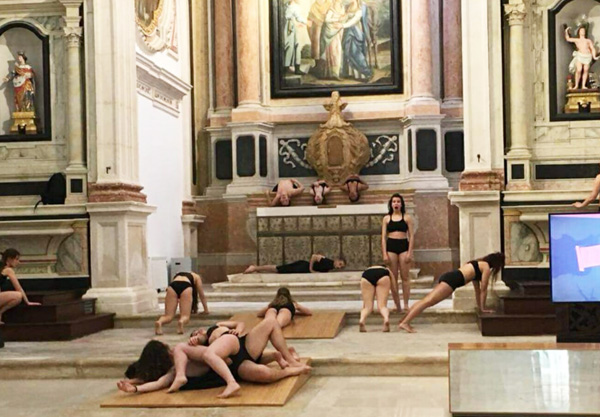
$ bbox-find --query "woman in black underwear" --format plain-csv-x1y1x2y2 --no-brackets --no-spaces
244,254,346,274
155,271,209,335
381,193,415,312
340,174,369,203
169,316,310,398
359,266,392,332
266,178,305,207
309,179,331,205
398,252,505,333
0,248,40,324
257,287,312,328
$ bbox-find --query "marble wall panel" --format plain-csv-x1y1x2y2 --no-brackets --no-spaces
326,216,341,231
371,235,384,265
356,215,370,230
312,216,327,231
341,216,355,231
283,217,298,232
342,235,370,269
313,236,340,259
284,236,311,263
258,237,283,265
370,215,383,232
269,217,283,232
257,217,268,233
298,217,311,231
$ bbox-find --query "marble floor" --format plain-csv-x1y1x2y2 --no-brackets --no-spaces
0,377,451,417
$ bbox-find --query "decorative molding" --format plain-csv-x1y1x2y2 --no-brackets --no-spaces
364,135,398,168
88,182,147,204
0,2,64,18
459,170,504,191
504,2,527,26
278,138,311,170
135,0,177,53
135,53,191,116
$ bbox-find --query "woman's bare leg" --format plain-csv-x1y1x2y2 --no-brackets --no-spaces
201,335,241,398
359,279,375,332
238,361,310,384
387,253,402,311
177,287,193,334
276,309,292,328
245,316,302,367
155,287,178,335
375,277,391,332
0,291,22,323
399,252,411,311
398,283,454,333
244,265,278,274
168,343,209,392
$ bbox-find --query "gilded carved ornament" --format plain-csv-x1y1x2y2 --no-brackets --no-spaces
504,2,527,25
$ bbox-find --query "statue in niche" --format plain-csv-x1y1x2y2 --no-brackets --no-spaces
305,91,370,184
563,16,600,113
2,51,37,134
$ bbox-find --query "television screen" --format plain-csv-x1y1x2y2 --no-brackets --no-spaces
550,212,600,302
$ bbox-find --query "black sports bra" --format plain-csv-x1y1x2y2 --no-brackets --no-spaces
470,261,482,282
387,215,408,233
174,272,194,285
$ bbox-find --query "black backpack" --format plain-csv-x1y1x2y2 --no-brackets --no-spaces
35,173,66,209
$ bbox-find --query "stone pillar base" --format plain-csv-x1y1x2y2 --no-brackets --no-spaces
452,280,510,310
84,286,157,315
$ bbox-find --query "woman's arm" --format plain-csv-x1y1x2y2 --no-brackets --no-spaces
257,305,269,317
295,303,312,316
388,268,401,311
573,175,600,208
477,268,494,313
5,268,38,305
193,273,209,314
406,214,415,262
217,320,245,335
309,254,323,273
118,370,175,393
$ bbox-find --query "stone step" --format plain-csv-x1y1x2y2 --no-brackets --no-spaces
203,288,437,303
212,275,434,292
2,298,96,324
228,269,421,284
477,313,558,336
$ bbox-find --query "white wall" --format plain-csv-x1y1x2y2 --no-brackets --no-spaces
136,0,192,260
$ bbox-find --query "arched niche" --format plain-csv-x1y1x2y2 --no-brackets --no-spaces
0,21,51,141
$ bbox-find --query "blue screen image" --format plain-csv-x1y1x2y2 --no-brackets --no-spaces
550,213,600,302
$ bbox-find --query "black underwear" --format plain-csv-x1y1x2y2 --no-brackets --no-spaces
273,302,296,318
386,238,408,255
169,280,193,297
361,268,389,286
276,260,310,274
230,335,262,380
438,270,465,291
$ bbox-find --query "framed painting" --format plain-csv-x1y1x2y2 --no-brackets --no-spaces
270,0,403,98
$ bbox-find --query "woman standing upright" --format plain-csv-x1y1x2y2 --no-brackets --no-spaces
381,193,414,312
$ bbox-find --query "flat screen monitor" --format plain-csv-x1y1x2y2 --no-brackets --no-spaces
549,212,600,302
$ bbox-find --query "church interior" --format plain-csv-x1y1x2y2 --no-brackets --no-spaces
0,0,599,416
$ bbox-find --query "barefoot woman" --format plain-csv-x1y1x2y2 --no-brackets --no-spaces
257,287,312,328
0,248,40,323
398,252,505,333
359,266,392,332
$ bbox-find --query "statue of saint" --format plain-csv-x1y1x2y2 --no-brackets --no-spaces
3,51,36,113
564,23,599,90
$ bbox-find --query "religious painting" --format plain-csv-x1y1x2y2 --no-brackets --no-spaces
135,0,177,53
270,0,403,98
549,0,600,121
135,0,162,33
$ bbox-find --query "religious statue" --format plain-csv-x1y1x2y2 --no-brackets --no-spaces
3,51,37,134
305,91,370,184
564,19,599,90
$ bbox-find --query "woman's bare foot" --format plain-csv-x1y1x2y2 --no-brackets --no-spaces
273,351,289,369
177,321,184,335
288,363,312,376
359,322,366,332
383,321,390,332
398,322,415,333
154,321,163,336
218,382,241,398
243,265,256,274
167,375,188,393
288,346,300,361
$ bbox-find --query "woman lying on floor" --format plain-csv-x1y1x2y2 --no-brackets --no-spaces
257,287,312,328
168,317,310,398
398,252,505,333
155,271,209,335
244,254,346,274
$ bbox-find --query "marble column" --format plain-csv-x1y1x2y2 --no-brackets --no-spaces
214,0,234,111
410,0,434,100
443,0,462,107
83,0,156,315
60,0,87,204
235,0,261,107
504,1,532,189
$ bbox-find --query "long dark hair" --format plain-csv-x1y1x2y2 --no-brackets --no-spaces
477,252,505,280
0,248,20,272
124,340,172,382
269,287,294,309
387,193,405,215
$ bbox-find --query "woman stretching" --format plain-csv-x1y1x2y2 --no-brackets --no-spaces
0,248,40,323
257,287,312,328
155,272,209,335
169,317,310,397
244,254,346,274
310,179,331,205
359,266,392,332
398,252,505,333
381,193,415,312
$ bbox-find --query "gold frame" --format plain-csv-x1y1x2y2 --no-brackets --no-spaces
135,0,164,36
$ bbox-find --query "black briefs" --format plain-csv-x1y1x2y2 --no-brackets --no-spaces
386,238,409,255
170,280,193,297
273,302,296,318
230,335,262,380
438,270,465,291
276,260,310,274
361,267,389,286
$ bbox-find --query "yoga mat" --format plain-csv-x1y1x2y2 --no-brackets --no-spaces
229,311,345,339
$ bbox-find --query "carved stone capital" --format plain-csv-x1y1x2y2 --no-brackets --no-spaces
63,26,82,48
504,2,526,26
88,182,147,203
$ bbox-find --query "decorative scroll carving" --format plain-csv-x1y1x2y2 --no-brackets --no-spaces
305,92,370,184
278,138,312,170
365,135,398,168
